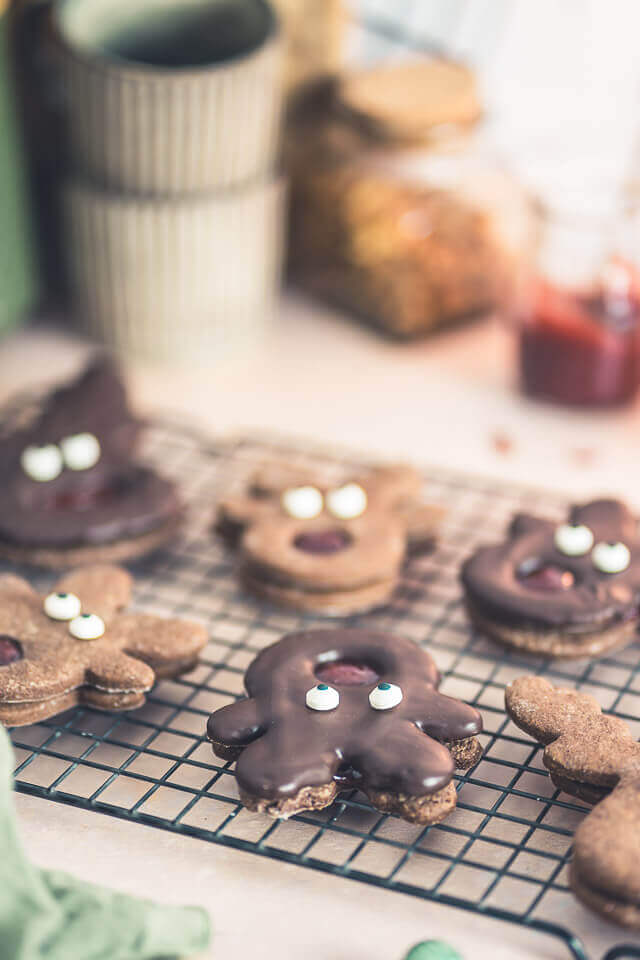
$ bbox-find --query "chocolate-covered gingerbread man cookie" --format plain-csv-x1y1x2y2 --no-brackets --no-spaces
216,462,444,615
0,357,181,567
461,499,640,658
207,628,482,822
506,676,640,928
0,563,207,726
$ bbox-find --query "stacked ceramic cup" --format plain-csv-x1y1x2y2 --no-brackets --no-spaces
53,0,284,362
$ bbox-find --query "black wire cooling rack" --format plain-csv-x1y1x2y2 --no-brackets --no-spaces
6,418,640,960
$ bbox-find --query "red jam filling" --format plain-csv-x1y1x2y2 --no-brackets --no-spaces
519,278,640,407
0,635,22,666
518,562,575,592
35,475,131,513
315,660,380,686
294,529,351,555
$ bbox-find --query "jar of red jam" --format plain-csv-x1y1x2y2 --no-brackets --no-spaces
517,199,640,407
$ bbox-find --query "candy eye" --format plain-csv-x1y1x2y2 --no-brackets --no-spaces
326,483,368,520
554,523,594,557
60,432,101,471
305,683,339,711
69,613,105,640
592,541,631,574
282,486,323,519
44,592,82,621
369,682,403,710
21,444,63,483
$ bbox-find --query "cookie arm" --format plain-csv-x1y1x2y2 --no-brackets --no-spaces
412,690,482,743
109,614,207,677
207,698,263,752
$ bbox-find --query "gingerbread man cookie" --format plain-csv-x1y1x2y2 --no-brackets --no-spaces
506,676,640,927
0,357,181,568
0,564,207,726
461,499,640,658
207,628,482,823
216,462,444,615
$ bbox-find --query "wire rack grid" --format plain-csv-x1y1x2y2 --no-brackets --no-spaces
5,419,640,960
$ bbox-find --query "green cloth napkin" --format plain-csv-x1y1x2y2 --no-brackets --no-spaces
0,724,210,960
404,941,463,960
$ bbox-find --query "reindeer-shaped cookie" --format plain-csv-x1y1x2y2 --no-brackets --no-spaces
216,461,444,615
208,628,482,822
462,499,640,658
0,564,207,726
506,675,640,928
0,357,181,567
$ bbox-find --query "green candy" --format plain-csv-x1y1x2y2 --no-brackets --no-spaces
0,724,210,959
404,941,463,960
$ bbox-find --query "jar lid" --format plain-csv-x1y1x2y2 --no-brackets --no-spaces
339,58,481,143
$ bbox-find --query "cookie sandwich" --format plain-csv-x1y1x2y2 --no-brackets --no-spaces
0,357,181,567
462,499,640,658
0,563,207,726
216,461,444,615
207,627,482,823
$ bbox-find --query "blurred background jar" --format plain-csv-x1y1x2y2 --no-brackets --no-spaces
516,189,640,408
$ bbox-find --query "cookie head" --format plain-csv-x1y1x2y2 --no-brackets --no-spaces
462,499,640,656
0,564,208,727
0,358,180,554
207,628,482,821
217,463,444,614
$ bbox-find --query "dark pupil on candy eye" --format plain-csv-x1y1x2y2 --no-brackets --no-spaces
0,635,22,666
81,614,91,619
317,683,328,691
57,593,68,599
378,682,391,691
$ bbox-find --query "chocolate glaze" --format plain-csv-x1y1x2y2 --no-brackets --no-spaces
0,358,179,548
207,629,482,801
462,499,640,630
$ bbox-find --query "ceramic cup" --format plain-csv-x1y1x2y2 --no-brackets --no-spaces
52,0,283,194
63,177,285,362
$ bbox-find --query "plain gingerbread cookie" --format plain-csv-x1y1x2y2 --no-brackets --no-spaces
216,461,444,615
0,563,207,726
506,675,640,928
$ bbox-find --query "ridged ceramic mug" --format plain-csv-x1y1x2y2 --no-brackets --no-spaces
52,0,283,194
63,177,285,362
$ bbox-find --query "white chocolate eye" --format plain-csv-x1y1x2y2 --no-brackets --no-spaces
21,444,63,483
554,523,594,556
60,432,101,471
69,613,105,640
44,592,82,621
369,682,403,710
281,486,323,519
326,482,368,520
305,683,339,711
592,541,631,574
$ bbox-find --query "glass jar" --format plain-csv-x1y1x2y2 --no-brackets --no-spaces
517,195,640,407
